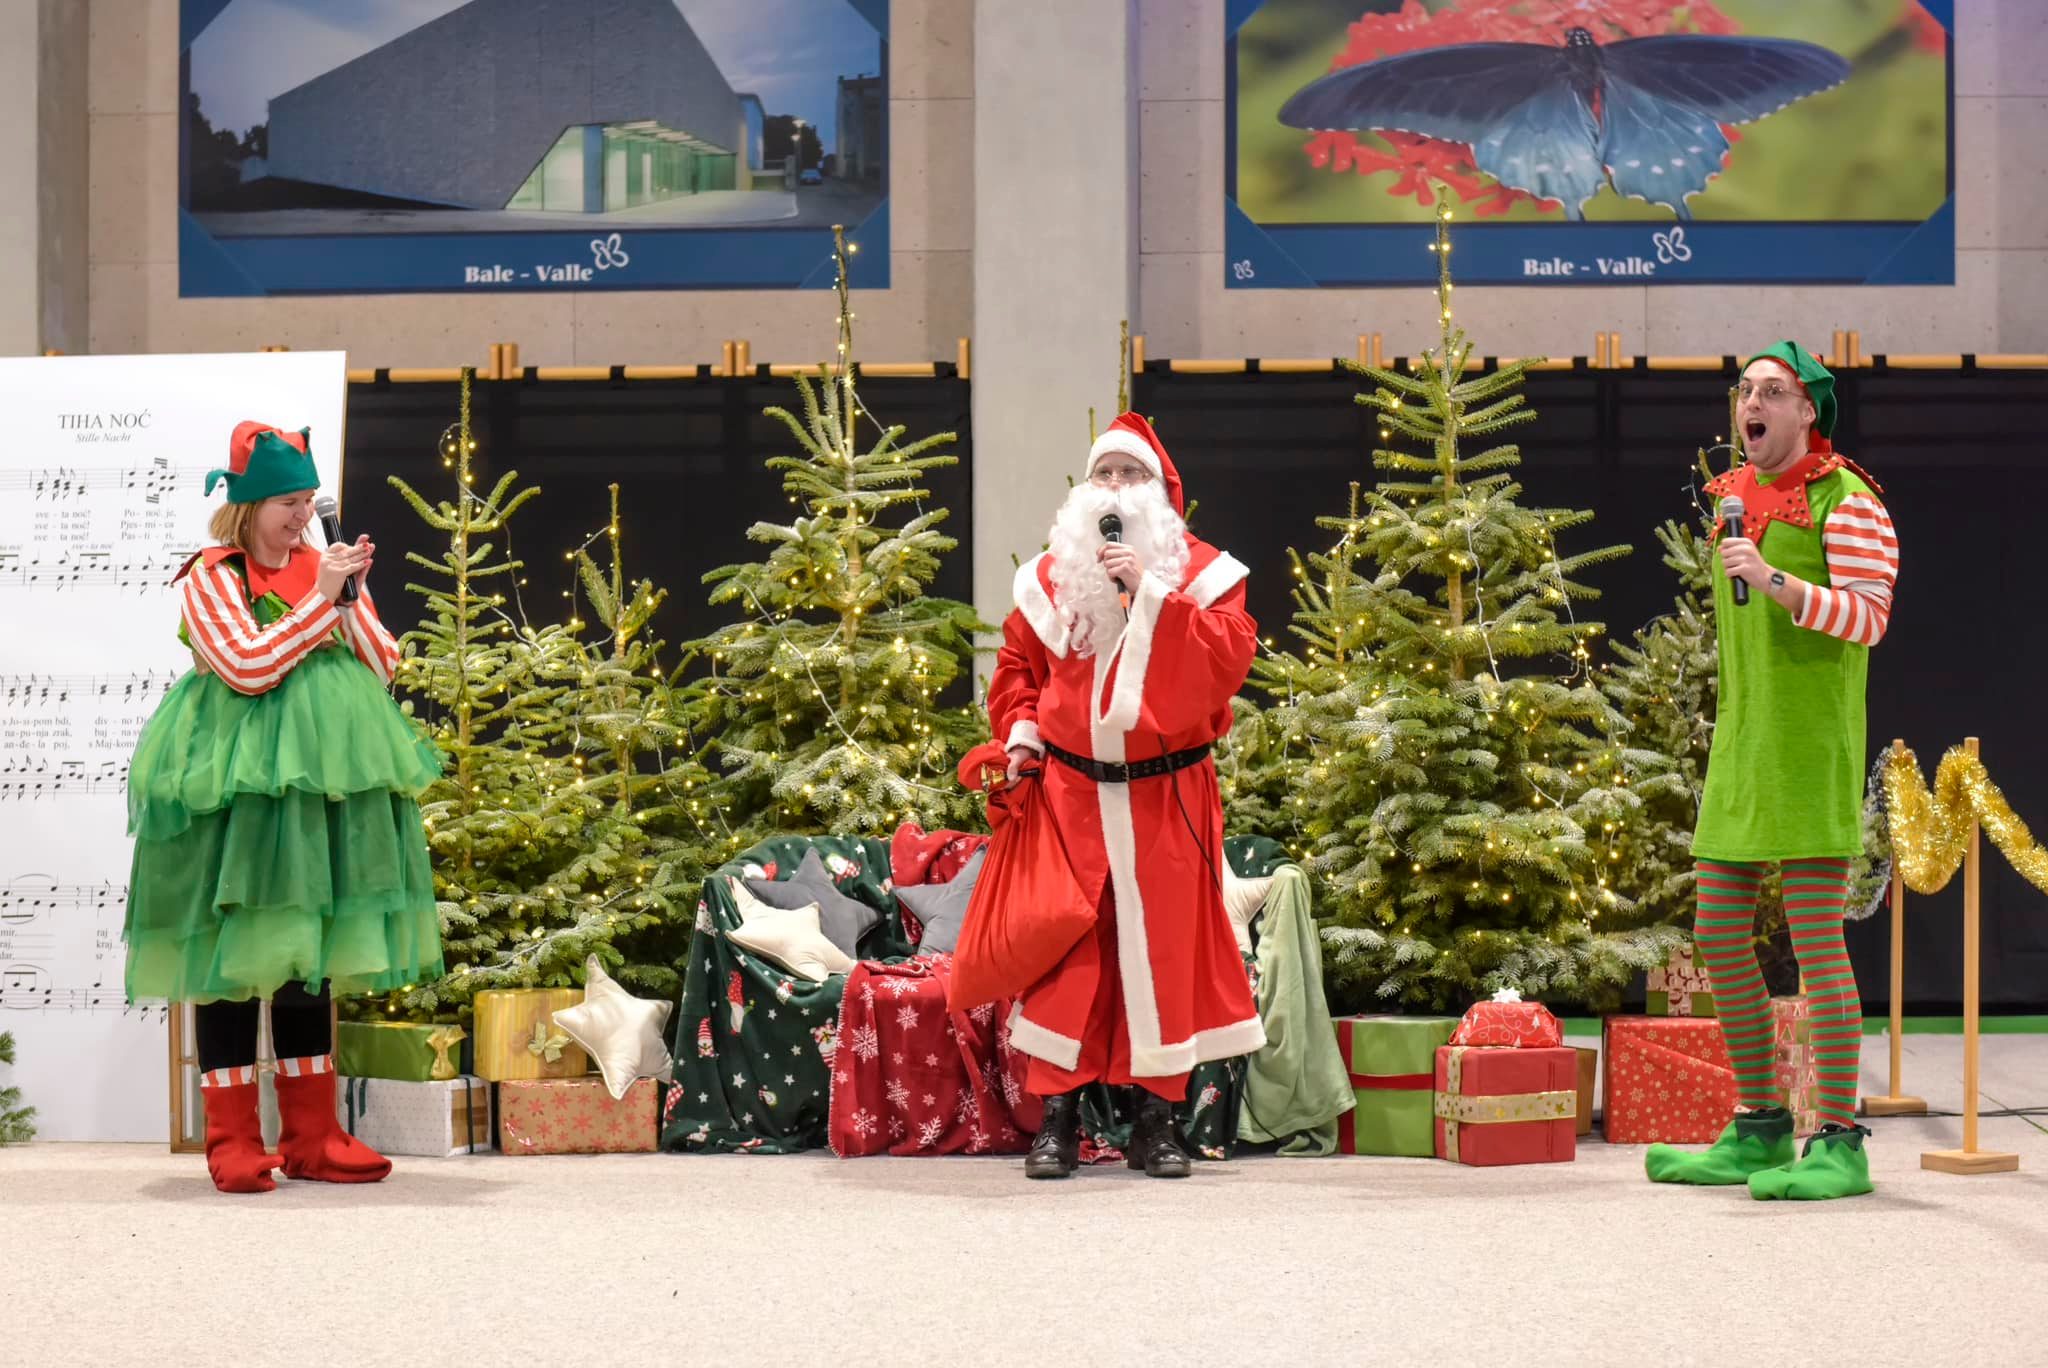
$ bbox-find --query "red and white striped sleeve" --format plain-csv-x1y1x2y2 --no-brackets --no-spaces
180,561,342,695
338,588,403,685
1793,492,1898,647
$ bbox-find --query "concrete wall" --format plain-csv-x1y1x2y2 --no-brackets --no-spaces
84,0,972,368
0,0,88,357
267,0,741,208
1137,0,2048,360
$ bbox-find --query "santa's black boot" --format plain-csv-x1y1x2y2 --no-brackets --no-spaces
1126,1091,1192,1179
1024,1091,1081,1179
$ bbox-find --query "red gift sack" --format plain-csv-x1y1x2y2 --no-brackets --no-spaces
945,770,1096,1012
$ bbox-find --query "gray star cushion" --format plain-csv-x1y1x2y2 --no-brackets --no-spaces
744,848,884,957
896,848,986,954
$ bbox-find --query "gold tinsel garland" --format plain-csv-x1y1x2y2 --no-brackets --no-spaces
1883,744,2048,895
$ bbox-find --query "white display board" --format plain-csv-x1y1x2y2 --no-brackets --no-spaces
0,351,347,1141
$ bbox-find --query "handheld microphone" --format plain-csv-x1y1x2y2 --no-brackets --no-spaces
1718,495,1749,607
1098,513,1130,599
312,494,360,605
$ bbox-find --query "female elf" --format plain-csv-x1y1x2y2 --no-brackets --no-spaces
123,421,443,1193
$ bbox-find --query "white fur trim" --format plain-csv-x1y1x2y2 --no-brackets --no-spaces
1012,554,1068,658
1184,551,1249,610
1086,429,1162,481
1005,719,1044,754
1007,1002,1082,1071
1095,569,1167,736
1128,1015,1269,1077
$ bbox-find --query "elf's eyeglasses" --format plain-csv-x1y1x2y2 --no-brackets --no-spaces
1736,380,1801,403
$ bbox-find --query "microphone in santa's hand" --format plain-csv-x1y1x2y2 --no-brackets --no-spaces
1098,513,1131,599
312,494,361,606
1718,494,1749,607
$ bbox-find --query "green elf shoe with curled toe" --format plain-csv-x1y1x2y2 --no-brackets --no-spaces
1645,1106,1796,1185
1748,1123,1875,1201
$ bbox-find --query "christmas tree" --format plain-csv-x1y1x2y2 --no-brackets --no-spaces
364,372,608,1018
677,227,988,845
1247,196,1676,1012
0,1030,34,1143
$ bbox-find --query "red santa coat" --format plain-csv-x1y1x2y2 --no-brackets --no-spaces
986,532,1264,1078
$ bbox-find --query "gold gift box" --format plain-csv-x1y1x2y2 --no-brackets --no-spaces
472,987,589,1082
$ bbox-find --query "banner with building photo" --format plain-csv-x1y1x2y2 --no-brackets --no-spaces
1225,0,1954,288
179,0,890,295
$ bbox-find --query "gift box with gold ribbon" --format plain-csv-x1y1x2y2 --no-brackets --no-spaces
336,1021,471,1083
1331,1015,1459,1156
498,1076,660,1155
473,988,589,1083
1431,1045,1577,1166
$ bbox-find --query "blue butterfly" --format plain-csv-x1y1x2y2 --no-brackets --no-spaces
1279,27,1851,219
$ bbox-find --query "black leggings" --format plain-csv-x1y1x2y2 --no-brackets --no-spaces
195,981,333,1072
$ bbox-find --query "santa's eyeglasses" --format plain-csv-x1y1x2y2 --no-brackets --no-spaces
1089,463,1154,487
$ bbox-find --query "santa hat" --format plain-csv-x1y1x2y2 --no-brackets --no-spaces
205,422,317,504
1086,412,1185,515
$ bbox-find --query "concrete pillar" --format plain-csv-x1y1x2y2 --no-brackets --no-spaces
970,0,1139,624
0,0,87,355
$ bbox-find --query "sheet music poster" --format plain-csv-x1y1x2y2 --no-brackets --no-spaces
0,352,347,1140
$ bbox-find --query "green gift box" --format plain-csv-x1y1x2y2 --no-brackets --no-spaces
1332,1015,1459,1156
336,1021,471,1083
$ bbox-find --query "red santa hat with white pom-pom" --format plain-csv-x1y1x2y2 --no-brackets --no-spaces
1085,412,1185,515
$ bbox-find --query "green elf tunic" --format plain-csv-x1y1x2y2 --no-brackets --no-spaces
1695,448,1898,862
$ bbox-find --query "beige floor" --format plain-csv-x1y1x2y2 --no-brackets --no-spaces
3,1034,2045,1367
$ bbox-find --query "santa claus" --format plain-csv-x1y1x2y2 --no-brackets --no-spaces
988,411,1263,1180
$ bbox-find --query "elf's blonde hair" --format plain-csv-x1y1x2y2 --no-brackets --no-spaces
207,501,259,551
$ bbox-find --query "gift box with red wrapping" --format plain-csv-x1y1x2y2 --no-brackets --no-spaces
1772,996,1820,1136
498,1076,660,1155
1431,1045,1577,1166
1449,994,1563,1049
1602,1015,1737,1144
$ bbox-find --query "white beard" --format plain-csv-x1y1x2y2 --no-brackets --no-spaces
1045,480,1190,658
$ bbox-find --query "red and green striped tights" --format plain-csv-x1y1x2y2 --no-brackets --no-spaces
1693,857,1861,1127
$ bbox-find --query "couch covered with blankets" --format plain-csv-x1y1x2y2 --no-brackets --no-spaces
659,830,1350,1159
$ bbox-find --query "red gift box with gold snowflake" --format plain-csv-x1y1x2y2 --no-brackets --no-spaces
1602,1016,1738,1144
1431,1044,1577,1166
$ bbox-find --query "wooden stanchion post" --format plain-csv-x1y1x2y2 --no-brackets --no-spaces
720,340,736,378
734,339,752,375
1922,737,2019,1174
1865,739,1928,1116
956,337,971,380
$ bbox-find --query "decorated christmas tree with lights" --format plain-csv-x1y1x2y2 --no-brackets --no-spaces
359,375,703,1019
675,226,988,851
1246,197,1681,1013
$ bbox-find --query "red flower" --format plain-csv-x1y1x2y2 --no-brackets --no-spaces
1301,0,1743,218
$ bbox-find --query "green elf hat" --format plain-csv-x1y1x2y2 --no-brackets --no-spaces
1746,340,1837,439
206,422,318,504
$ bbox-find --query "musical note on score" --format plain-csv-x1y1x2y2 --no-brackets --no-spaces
0,552,182,593
0,461,206,504
0,756,130,799
0,670,177,711
1,875,127,919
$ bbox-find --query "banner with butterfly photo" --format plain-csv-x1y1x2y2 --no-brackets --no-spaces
1225,0,1954,287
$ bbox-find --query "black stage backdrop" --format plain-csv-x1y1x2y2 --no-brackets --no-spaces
1135,362,2048,1014
339,374,976,664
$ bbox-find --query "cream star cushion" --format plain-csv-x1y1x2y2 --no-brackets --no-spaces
1222,867,1275,956
725,877,856,983
551,954,675,1101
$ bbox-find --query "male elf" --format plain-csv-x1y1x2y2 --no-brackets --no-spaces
1647,341,1899,1201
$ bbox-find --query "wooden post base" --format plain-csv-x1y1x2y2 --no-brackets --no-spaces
1922,1148,2020,1175
1862,1095,1929,1117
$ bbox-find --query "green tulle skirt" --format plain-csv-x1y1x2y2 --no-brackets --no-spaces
123,644,446,1004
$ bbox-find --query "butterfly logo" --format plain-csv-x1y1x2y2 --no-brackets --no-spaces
589,233,630,270
1653,225,1692,264
1280,27,1850,220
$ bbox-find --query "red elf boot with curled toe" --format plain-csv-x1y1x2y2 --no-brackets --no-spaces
200,1075,284,1194
273,1056,392,1183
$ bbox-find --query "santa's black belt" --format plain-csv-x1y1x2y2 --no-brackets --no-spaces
1043,740,1211,784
